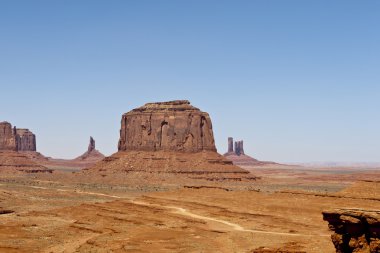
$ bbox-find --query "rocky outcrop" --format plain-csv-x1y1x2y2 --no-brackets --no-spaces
323,209,380,253
15,129,36,151
0,122,17,151
118,100,216,152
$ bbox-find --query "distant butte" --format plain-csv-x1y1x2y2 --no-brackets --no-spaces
0,121,50,173
82,100,256,185
224,137,278,167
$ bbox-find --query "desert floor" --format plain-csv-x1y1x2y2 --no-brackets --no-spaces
0,165,379,253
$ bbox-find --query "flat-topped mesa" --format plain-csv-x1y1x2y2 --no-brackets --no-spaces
0,122,17,151
15,129,36,152
118,100,217,152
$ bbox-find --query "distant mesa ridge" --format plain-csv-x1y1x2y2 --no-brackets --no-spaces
0,121,36,152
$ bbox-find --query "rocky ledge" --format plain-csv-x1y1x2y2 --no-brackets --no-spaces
323,208,380,253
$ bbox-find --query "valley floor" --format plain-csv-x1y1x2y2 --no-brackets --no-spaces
0,166,380,252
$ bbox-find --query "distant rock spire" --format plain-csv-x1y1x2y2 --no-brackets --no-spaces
228,137,234,153
226,137,245,156
234,140,244,156
88,136,96,152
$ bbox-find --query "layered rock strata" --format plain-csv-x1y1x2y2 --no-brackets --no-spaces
84,150,255,183
0,151,51,173
118,100,216,152
323,209,380,253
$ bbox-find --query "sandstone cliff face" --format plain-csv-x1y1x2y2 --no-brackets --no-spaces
0,122,17,151
15,129,36,152
323,209,380,253
118,100,216,152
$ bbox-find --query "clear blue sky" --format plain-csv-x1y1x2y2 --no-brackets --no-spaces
0,1,379,162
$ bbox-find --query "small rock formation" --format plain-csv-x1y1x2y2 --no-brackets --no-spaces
118,100,216,152
323,209,380,253
75,137,105,162
224,137,277,167
30,137,105,170
0,122,17,151
225,137,245,156
83,100,256,185
15,129,36,152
